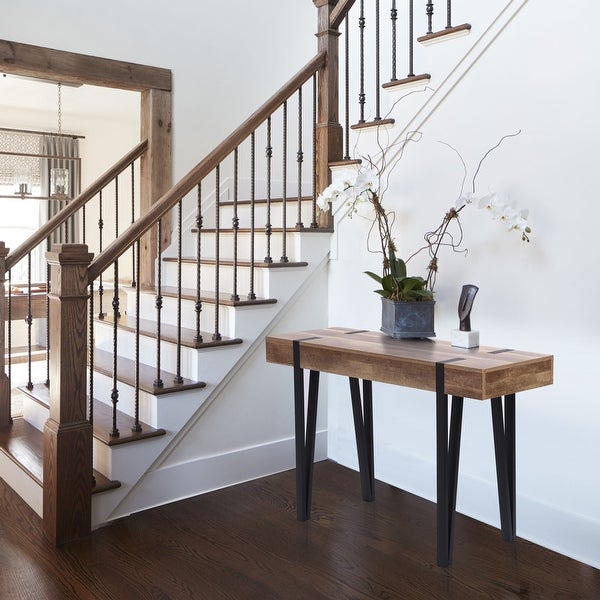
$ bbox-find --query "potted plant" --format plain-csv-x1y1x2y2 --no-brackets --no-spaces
317,132,531,338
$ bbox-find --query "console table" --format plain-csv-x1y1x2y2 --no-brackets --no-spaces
265,327,553,567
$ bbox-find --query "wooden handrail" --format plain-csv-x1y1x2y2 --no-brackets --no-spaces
88,51,327,283
5,140,148,272
330,0,357,30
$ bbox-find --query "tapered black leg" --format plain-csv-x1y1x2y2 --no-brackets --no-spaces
293,340,320,521
436,362,464,567
491,394,516,541
349,377,375,501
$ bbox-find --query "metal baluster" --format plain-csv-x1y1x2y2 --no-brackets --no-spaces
409,0,416,76
25,254,33,391
390,0,398,82
375,0,382,121
7,272,12,421
194,183,203,343
344,15,351,160
110,259,120,438
82,204,86,245
296,88,304,229
88,282,94,425
232,149,240,299
45,237,50,387
154,218,164,388
97,190,105,318
248,133,257,301
281,101,289,263
131,162,136,288
132,239,142,432
358,0,366,123
175,199,183,384
426,0,434,35
213,167,222,341
446,0,451,28
264,117,273,263
311,75,318,228
114,176,120,318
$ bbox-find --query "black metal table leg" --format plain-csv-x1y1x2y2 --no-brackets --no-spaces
349,377,375,501
491,394,516,541
436,361,464,568
293,340,320,521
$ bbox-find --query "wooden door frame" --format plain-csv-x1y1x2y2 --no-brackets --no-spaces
0,38,172,287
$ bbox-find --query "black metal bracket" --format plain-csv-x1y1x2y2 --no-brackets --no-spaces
293,339,320,521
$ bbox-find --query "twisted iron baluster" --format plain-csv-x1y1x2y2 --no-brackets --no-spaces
154,218,164,388
358,0,366,124
426,0,434,34
98,189,105,319
88,282,94,426
248,133,256,300
409,0,416,76
281,101,289,263
296,87,304,229
26,254,33,391
45,236,50,387
232,149,240,299
375,0,382,121
194,183,203,343
213,166,222,341
82,203,86,245
133,239,142,432
175,199,183,384
344,15,351,160
131,162,136,288
311,74,318,228
390,0,398,82
110,259,120,438
7,272,12,422
264,117,273,263
114,176,120,317
446,0,451,28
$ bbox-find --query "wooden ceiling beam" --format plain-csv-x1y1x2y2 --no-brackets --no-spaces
0,39,171,92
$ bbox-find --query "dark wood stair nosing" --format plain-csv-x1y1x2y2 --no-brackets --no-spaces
163,257,309,269
138,285,277,308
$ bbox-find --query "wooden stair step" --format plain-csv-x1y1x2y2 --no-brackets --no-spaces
0,417,120,494
163,257,308,268
191,226,330,235
96,314,242,351
19,383,167,447
9,345,46,365
92,348,208,397
218,195,313,206
140,285,277,308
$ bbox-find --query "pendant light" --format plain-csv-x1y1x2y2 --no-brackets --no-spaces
50,82,69,198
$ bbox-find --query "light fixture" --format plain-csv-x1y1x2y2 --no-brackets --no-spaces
50,82,69,198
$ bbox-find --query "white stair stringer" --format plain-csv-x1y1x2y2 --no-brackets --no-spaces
91,230,331,527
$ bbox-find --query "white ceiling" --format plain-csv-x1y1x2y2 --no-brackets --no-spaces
0,73,140,122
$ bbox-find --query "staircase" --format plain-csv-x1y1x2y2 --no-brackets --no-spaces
0,0,490,543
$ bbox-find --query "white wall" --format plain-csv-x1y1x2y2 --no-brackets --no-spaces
327,0,600,569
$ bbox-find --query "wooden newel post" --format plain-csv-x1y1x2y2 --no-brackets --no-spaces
0,241,10,427
314,0,343,229
44,243,94,545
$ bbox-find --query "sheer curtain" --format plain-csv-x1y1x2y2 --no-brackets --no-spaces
40,135,80,245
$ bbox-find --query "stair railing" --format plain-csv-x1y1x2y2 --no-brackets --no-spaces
0,140,148,428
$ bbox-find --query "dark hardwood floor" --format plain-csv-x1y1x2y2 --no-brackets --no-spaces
0,460,598,599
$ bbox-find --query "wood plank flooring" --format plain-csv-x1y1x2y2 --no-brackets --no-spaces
0,460,598,599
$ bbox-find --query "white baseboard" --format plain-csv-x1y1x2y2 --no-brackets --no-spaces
329,430,600,570
96,430,328,524
0,453,43,517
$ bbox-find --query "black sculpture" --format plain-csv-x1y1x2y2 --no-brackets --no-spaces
458,284,479,332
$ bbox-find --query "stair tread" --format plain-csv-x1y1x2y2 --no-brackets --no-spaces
95,314,243,351
191,226,329,235
0,417,120,493
163,257,309,268
19,383,168,446
92,348,208,396
139,286,277,307
218,195,313,207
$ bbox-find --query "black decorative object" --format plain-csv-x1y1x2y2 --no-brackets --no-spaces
451,284,479,348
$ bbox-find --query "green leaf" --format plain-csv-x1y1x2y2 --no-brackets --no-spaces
364,271,383,285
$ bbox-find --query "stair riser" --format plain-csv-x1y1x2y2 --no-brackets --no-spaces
179,230,303,264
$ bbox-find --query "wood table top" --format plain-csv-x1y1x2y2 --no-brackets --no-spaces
266,327,553,400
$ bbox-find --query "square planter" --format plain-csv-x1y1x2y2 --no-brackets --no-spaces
381,297,436,339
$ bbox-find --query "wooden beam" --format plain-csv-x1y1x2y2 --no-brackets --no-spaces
140,89,173,288
0,39,171,91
